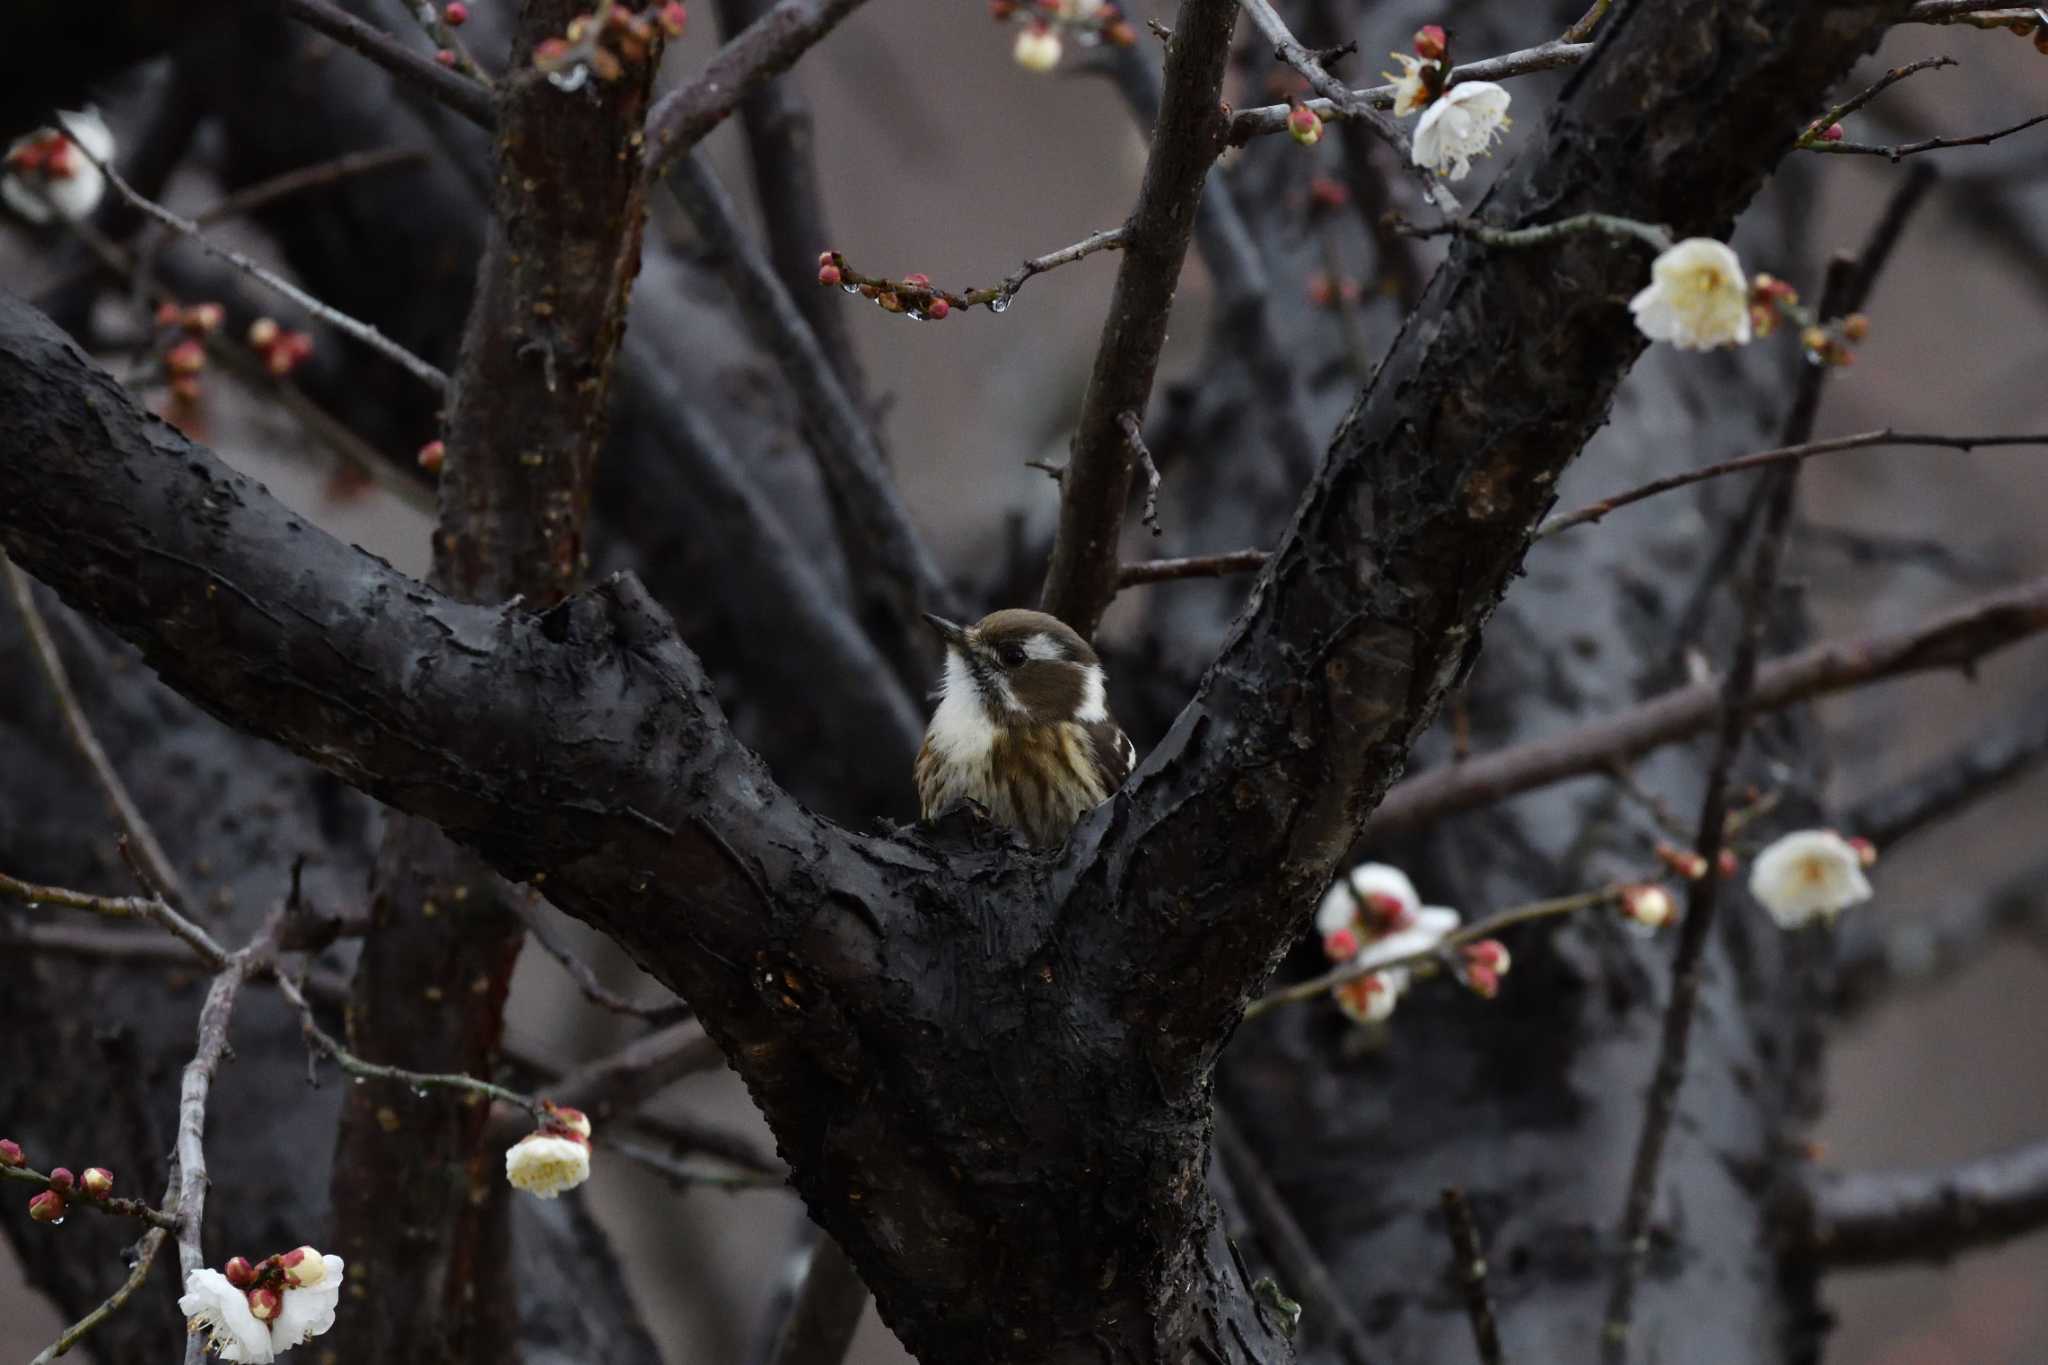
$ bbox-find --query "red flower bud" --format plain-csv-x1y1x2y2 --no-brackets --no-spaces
1413,24,1447,61
224,1256,257,1288
1840,312,1870,342
817,262,842,286
47,1167,74,1193
1287,104,1324,147
1619,883,1677,929
434,48,458,67
185,303,225,335
903,273,931,287
417,439,446,473
283,331,315,363
28,1191,65,1222
155,300,184,328
247,1286,283,1322
1655,842,1708,881
926,297,950,320
1323,927,1361,961
1308,176,1349,209
80,1167,113,1198
658,2,686,37
1847,835,1878,868
443,1,469,25
165,339,207,376
989,0,1017,16
1716,848,1739,879
1820,123,1844,142
0,1139,22,1168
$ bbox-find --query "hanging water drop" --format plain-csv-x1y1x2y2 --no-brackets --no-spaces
990,295,1010,314
841,283,860,295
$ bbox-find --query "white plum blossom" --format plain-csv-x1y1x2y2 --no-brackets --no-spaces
1013,24,1063,72
1316,861,1423,940
1384,53,1432,117
1748,830,1874,929
181,1269,276,1363
1316,861,1462,1025
1354,905,1462,984
1629,238,1752,351
1333,970,1400,1024
269,1254,345,1351
506,1132,592,1198
1410,81,1510,181
2,109,113,224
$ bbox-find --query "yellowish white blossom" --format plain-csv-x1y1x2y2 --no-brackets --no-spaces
1629,238,1752,350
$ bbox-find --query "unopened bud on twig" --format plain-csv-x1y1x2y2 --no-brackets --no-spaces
80,1167,113,1198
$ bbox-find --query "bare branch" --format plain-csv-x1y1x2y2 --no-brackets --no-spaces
57,114,449,391
1440,1188,1505,1365
29,1188,177,1365
642,0,873,182
0,1164,181,1231
1797,56,1957,144
1236,0,1460,214
1121,412,1163,538
1039,0,1238,634
820,226,1129,315
1227,41,1592,145
1537,428,2048,537
272,0,497,128
1807,110,2048,161
764,1236,870,1365
191,146,429,227
1902,1,2045,23
5,559,191,911
1116,550,1270,588
1803,1140,2048,1267
1368,573,2048,836
510,893,691,1024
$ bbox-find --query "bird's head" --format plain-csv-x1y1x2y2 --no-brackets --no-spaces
923,608,1108,728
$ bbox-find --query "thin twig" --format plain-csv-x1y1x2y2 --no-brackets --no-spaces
1440,1188,1505,1365
821,226,1128,315
57,114,450,392
1246,882,1635,1019
1213,1108,1375,1365
1902,1,2045,23
1562,0,1612,42
0,868,227,966
1390,211,1672,252
398,0,493,85
1236,0,1460,215
1116,549,1270,588
763,1235,870,1365
1602,252,1862,1363
1227,41,1592,145
192,146,430,227
4,559,191,910
510,894,691,1024
641,0,874,181
272,0,497,128
1120,412,1163,537
29,1185,178,1364
1537,429,2048,537
1797,56,1957,145
175,912,289,1320
606,1137,790,1190
0,1165,182,1230
1803,1140,2048,1267
1807,110,2048,161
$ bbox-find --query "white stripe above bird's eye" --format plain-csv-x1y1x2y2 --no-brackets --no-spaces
1022,633,1066,662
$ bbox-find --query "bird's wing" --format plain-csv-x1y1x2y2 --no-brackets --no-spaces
1086,718,1137,791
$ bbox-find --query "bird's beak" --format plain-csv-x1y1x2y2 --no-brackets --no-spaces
922,613,971,650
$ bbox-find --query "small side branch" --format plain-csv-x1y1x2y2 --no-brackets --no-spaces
1116,549,1270,588
1806,110,2048,162
1390,211,1672,252
0,1164,181,1230
1440,1188,1505,1365
1236,0,1460,214
29,1190,177,1364
1796,56,1957,145
1803,1141,2048,1267
1227,41,1592,145
59,115,449,391
272,0,497,128
5,558,190,911
1120,412,1163,537
511,893,691,1024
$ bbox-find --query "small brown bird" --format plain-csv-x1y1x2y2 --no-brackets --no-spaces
914,609,1137,847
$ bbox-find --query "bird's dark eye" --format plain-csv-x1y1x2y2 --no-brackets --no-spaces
996,641,1028,668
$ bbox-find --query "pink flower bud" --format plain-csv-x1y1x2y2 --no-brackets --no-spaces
1463,939,1510,974
155,301,184,328
247,1286,283,1321
417,439,446,472
903,273,931,287
279,1245,328,1287
47,1167,74,1193
434,48,458,67
1716,849,1739,879
443,1,469,25
1413,24,1447,61
185,303,225,335
546,1104,592,1139
1847,835,1878,867
1462,962,1501,998
1287,104,1324,147
1308,176,1348,209
80,1168,113,1198
1322,927,1361,961
927,297,950,320
1820,123,1844,142
165,339,207,376
658,2,686,37
247,317,280,349
0,1139,22,1168
28,1191,65,1222
1619,883,1677,929
1363,892,1413,932
1655,842,1708,881
224,1256,257,1288
817,263,842,286
1841,313,1870,342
